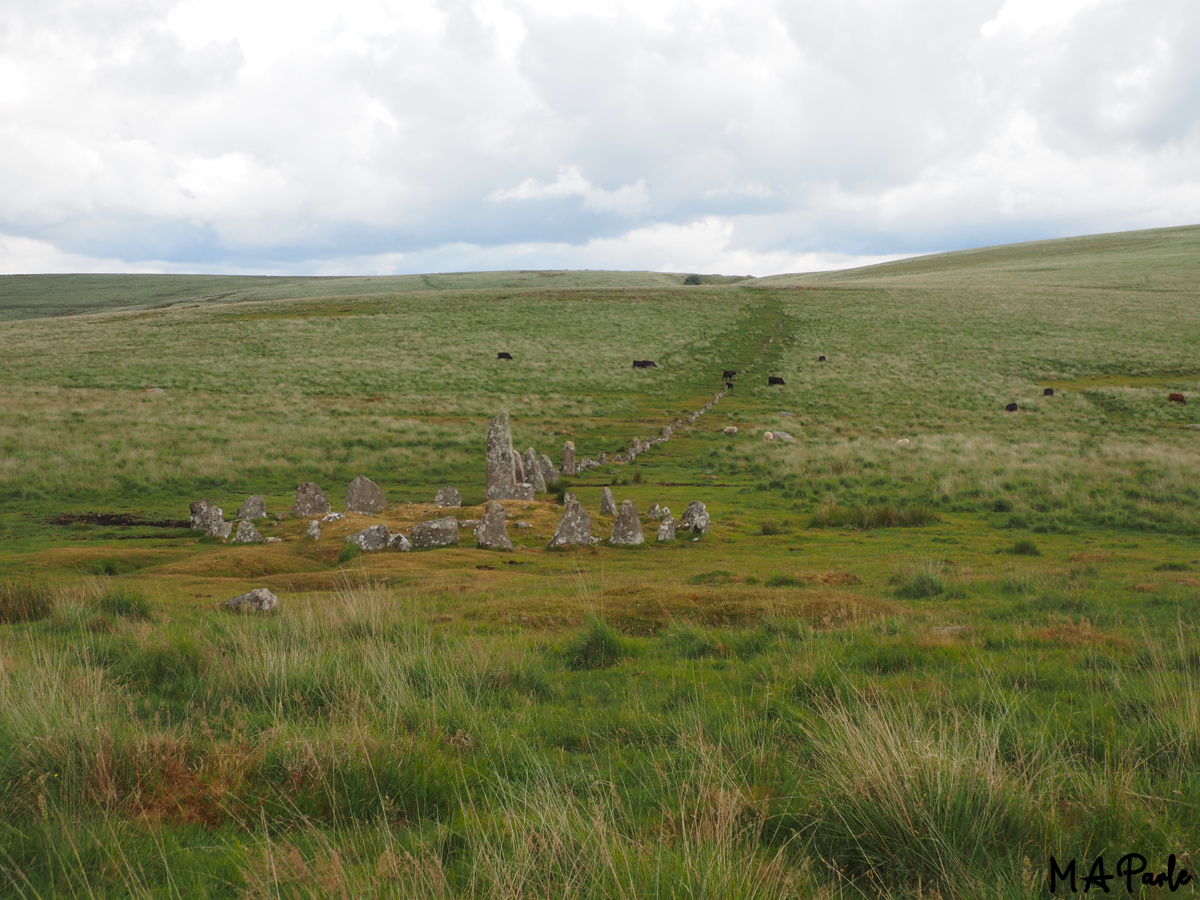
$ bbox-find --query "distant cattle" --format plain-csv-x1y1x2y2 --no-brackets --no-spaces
1170,392,1187,404
1005,402,1018,412
768,376,786,386
818,355,826,362
497,352,513,360
633,360,658,369
1043,387,1054,396
723,370,736,381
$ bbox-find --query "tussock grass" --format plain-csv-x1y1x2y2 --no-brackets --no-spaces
0,579,55,624
810,501,938,530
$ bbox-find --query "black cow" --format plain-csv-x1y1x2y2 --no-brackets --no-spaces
1043,387,1054,396
722,370,736,381
497,352,513,361
768,376,785,386
818,355,826,362
1005,402,1018,412
633,360,658,369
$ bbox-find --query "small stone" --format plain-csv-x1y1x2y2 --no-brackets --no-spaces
346,474,386,515
562,440,576,476
778,412,794,417
223,588,278,614
146,387,166,394
306,520,321,540
264,537,282,543
388,533,412,551
657,515,676,542
609,500,644,546
548,494,592,549
458,519,481,528
236,495,267,520
234,519,264,544
346,524,390,552
475,501,513,550
680,501,710,534
292,482,331,517
600,487,618,516
523,448,547,492
322,511,345,522
647,503,661,519
411,516,460,548
435,486,462,508
514,521,533,530
723,426,738,435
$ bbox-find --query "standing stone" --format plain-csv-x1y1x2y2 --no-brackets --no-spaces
681,501,711,534
388,533,412,551
411,516,460,548
346,524,390,552
647,503,661,520
523,448,547,492
600,487,618,516
548,494,593,549
292,483,331,517
236,495,267,520
223,588,278,614
189,500,224,534
538,454,558,488
514,451,526,485
609,500,644,546
234,519,264,544
475,501,513,550
306,520,321,541
657,514,676,542
487,412,533,500
435,486,462,508
346,475,386,515
562,441,576,476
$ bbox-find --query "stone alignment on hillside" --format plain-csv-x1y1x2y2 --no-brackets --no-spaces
475,501,513,550
548,492,593,549
292,482,331,517
609,500,644,545
487,412,535,500
346,475,386,514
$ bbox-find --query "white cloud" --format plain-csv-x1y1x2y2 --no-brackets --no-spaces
489,166,650,216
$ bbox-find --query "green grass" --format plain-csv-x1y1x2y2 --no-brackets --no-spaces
4,224,1200,896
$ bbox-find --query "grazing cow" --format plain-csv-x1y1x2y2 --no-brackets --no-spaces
633,360,658,369
1170,392,1187,404
722,370,736,381
818,355,826,362
768,376,786,386
1043,387,1054,396
497,352,513,361
1005,402,1018,412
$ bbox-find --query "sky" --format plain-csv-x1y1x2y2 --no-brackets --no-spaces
1,0,1198,276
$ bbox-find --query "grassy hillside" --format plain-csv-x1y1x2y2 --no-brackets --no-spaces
2,225,1200,898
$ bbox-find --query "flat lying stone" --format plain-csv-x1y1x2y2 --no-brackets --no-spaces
411,516,460,549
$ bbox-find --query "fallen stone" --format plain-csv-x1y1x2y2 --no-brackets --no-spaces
772,431,794,442
600,487,617,515
346,474,386,514
778,412,794,418
523,448,547,492
388,533,412,551
723,426,738,435
234,519,264,544
223,588,278,614
458,519,481,528
292,482,331,517
657,514,676,542
236,495,267,520
647,503,661,519
322,511,345,522
548,494,592,549
681,501,711,534
306,520,321,541
411,516,460,549
475,501,513,550
609,499,644,546
562,440,576,476
264,537,282,543
435,486,462,508
346,524,390,552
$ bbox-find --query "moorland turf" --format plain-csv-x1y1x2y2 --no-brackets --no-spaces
2,225,1200,897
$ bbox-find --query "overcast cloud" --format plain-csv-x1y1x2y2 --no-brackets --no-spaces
1,0,1197,275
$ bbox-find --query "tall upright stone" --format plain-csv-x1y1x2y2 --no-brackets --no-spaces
562,440,576,476
600,487,618,516
514,451,526,485
345,474,386,514
539,454,558,488
523,448,547,492
548,493,592,549
475,501,513,550
609,500,644,545
486,412,535,500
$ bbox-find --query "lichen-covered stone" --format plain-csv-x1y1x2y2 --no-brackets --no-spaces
609,500,644,546
680,501,710,534
189,499,226,535
647,503,662,520
292,482,331,517
236,495,267,520
306,520,321,541
346,524,390,552
656,515,676,542
600,487,617,516
562,440,576,476
234,519,264,544
538,454,558,488
475,501,513,550
411,516,460,549
548,494,592,549
523,449,547,492
435,486,462,508
346,475,385,514
322,511,345,522
388,533,412,551
486,412,534,500
223,588,278,614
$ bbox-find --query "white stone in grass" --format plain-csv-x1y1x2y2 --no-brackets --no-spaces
322,511,345,522
223,588,278,614
772,431,794,442
306,520,321,540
